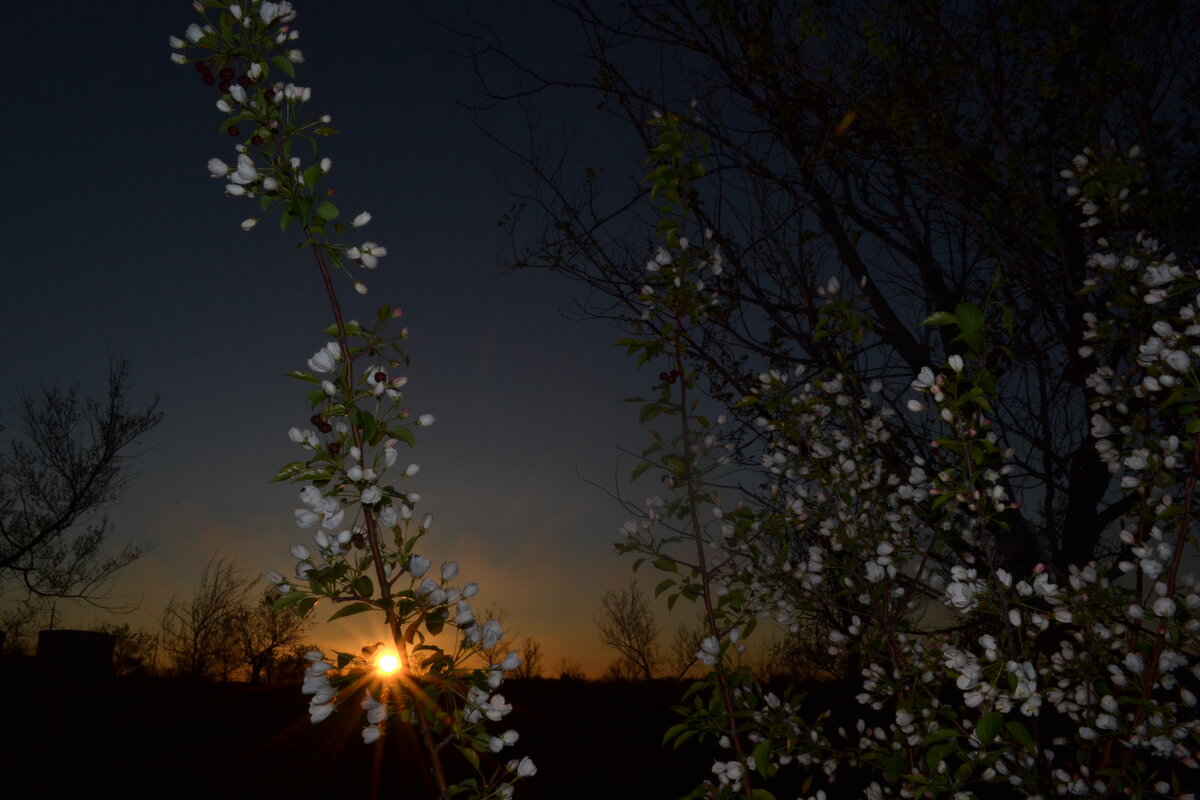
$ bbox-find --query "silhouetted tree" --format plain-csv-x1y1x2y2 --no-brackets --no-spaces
230,588,314,684
92,621,158,677
0,601,47,657
513,635,543,679
668,619,703,680
267,641,324,684
556,655,587,681
595,579,660,679
0,361,161,605
160,554,246,679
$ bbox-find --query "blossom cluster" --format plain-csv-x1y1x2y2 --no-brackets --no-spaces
619,135,1199,799
171,0,385,293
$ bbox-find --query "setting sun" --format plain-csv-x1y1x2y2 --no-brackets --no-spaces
376,652,401,674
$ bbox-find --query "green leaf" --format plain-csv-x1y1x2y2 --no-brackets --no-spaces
291,467,333,483
921,310,958,326
926,741,958,774
389,426,416,447
271,591,307,612
663,722,688,745
302,164,322,190
631,461,653,482
271,54,296,79
352,575,374,597
1005,720,1036,750
639,402,662,423
923,726,960,744
750,790,777,800
317,200,339,221
753,740,772,778
458,746,480,770
956,304,984,332
653,557,679,573
654,578,676,597
271,461,309,482
733,394,759,408
327,602,375,621
353,408,378,442
663,454,688,476
976,711,1003,745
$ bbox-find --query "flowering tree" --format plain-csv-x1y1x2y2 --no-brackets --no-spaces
170,3,532,797
616,111,1199,798
466,2,1200,794
470,0,1200,580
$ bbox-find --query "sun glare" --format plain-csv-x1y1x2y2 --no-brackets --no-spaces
376,652,401,674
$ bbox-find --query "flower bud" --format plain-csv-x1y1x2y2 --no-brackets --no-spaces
408,556,431,578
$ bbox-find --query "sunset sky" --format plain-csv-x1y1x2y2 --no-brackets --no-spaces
2,2,682,675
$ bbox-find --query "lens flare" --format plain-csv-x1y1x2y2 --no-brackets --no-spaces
376,652,400,674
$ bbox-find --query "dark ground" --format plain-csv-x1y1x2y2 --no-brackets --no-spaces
5,660,722,799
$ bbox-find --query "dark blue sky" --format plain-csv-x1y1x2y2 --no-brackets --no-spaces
1,2,672,673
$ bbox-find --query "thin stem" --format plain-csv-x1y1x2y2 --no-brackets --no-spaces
672,315,753,796
304,229,449,799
